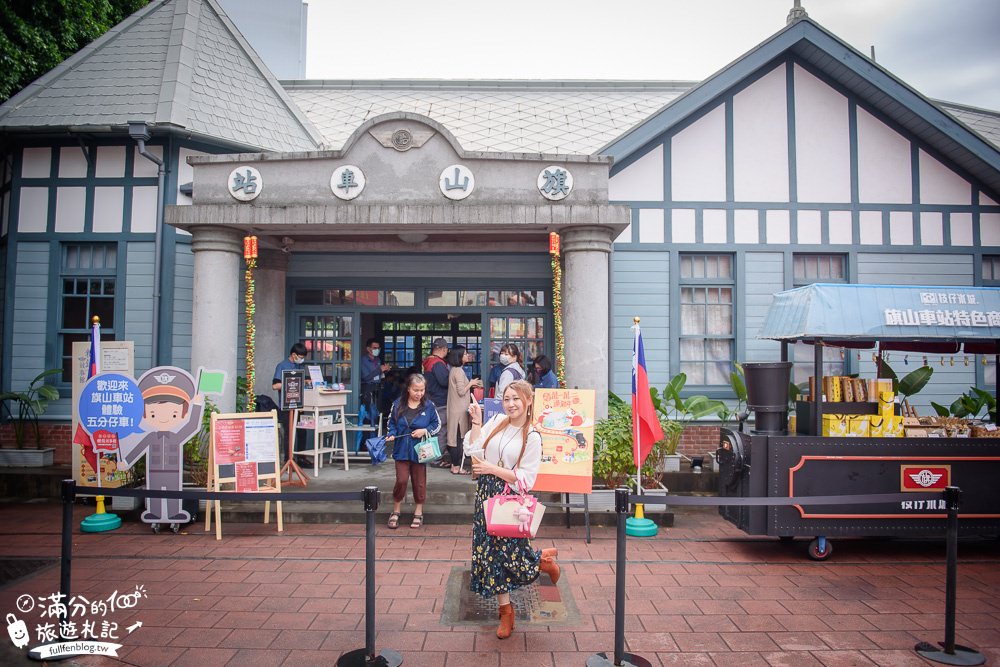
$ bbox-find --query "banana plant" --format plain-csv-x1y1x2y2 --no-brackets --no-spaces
879,362,934,405
656,372,728,424
932,387,997,422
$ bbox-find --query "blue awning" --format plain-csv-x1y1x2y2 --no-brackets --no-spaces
758,284,1000,348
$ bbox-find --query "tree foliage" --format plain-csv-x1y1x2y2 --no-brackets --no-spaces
0,0,149,103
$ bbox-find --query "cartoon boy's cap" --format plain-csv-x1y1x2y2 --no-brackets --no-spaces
137,368,195,402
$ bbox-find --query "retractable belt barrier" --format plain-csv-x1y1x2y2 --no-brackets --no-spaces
54,481,403,667
586,487,985,667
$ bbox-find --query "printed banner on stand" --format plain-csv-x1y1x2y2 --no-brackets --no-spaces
531,388,595,493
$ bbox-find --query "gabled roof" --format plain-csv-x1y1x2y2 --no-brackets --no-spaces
283,80,691,154
936,101,1000,151
600,18,1000,196
0,0,322,152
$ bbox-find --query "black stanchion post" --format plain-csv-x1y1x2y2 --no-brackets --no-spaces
586,488,651,667
28,480,77,662
337,487,402,667
914,486,984,666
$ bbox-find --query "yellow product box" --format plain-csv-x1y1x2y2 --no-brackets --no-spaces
822,414,849,437
870,415,904,437
846,415,870,437
878,390,895,418
825,377,842,402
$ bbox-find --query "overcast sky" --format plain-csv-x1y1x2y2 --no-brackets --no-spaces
306,0,1000,109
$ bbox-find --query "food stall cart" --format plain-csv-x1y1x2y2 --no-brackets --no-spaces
716,284,1000,559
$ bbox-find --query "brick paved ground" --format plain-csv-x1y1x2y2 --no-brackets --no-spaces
0,502,997,667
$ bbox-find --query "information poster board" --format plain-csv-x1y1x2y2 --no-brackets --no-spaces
71,341,134,490
281,370,304,410
207,411,283,539
531,388,596,494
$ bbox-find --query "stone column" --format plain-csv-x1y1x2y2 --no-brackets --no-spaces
256,248,289,400
561,225,615,418
190,226,242,413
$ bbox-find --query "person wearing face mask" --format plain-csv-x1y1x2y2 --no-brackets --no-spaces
273,343,309,462
494,343,525,400
360,337,390,427
272,343,309,391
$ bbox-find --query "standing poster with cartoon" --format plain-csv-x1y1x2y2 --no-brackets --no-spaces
79,366,205,529
531,388,595,493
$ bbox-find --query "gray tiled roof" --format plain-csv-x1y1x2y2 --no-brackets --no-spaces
285,80,1000,158
284,81,693,154
0,0,321,152
937,101,1000,150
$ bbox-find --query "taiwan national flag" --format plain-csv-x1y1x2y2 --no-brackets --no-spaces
632,324,664,470
88,319,100,379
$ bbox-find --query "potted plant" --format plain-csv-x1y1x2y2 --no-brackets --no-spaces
184,397,218,489
590,392,678,510
653,372,727,472
0,369,61,466
932,387,996,423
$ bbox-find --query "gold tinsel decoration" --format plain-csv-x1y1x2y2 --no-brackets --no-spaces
549,232,565,387
244,259,256,409
243,236,258,411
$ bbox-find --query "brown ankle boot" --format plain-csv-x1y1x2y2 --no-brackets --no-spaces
539,552,560,585
496,603,514,639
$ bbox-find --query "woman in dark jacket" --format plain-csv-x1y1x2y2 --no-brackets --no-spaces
385,374,441,529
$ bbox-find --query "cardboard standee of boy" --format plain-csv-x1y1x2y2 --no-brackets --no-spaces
117,367,204,524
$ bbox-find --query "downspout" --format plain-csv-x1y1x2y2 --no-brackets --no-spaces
129,121,165,366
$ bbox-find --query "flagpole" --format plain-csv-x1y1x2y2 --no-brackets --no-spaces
81,315,121,533
633,318,642,498
626,316,657,537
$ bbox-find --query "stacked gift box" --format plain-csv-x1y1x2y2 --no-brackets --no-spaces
799,377,904,437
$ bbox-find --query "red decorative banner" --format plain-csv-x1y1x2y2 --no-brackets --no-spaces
549,232,560,256
900,465,950,491
92,429,120,452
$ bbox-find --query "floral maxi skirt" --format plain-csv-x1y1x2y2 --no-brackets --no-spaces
470,473,541,598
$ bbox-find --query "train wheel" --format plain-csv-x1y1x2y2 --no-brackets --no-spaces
807,537,833,561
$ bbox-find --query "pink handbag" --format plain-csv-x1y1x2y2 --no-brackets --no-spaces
485,483,545,538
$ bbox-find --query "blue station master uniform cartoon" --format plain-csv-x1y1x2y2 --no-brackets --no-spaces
117,367,204,524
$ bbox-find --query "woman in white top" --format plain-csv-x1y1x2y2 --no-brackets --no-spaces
464,379,559,640
494,342,525,400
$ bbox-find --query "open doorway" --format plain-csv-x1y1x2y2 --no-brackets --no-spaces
365,313,483,378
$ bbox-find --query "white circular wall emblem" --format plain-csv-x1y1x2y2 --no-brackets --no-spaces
439,164,475,200
330,165,366,200
537,165,573,201
228,166,262,201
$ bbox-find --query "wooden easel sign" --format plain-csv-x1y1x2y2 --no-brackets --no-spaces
205,410,284,540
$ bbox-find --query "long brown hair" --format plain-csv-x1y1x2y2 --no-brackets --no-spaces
482,380,535,467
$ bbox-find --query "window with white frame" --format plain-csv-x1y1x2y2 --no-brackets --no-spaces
679,253,734,385
791,253,848,386
59,244,117,382
793,253,846,284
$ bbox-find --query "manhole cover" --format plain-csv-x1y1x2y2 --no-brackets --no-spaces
0,559,56,589
440,567,579,626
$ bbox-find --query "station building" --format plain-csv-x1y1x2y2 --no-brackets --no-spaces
1,0,998,463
